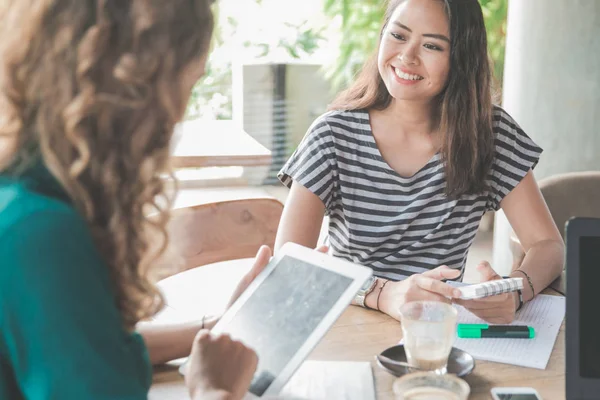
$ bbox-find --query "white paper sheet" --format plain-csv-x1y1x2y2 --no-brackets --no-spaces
244,361,376,400
150,361,375,400
453,294,565,369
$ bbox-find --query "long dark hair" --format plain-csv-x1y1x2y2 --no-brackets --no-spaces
329,0,494,198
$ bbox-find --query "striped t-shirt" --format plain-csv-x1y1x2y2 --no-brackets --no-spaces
278,106,542,281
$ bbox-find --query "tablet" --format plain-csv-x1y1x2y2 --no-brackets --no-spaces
206,242,372,397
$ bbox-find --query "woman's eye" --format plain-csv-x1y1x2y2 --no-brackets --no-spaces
390,32,406,41
424,43,442,51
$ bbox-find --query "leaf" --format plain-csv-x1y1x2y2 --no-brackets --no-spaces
341,0,350,29
257,43,270,58
322,0,509,92
324,0,336,12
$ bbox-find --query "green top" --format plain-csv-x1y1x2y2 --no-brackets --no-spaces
0,162,151,399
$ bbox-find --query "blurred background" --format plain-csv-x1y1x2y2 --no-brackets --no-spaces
174,0,599,276
181,0,507,186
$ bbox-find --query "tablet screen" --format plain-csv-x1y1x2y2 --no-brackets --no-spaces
221,255,354,396
494,394,540,400
580,236,600,379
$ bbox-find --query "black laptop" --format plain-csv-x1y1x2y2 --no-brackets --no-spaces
566,217,600,400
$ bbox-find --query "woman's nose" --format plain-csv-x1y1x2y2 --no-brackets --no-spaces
397,44,419,65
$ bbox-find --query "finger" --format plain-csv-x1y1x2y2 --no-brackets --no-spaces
410,290,453,304
195,328,211,339
465,311,514,324
193,329,213,347
422,292,453,304
422,265,461,280
215,332,232,344
476,261,501,281
242,343,259,365
463,305,512,318
455,294,509,308
315,245,329,254
467,309,514,324
226,246,273,309
454,297,508,310
414,275,462,298
248,349,259,369
231,340,259,366
247,245,272,281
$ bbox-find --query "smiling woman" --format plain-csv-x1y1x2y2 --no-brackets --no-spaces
378,2,451,104
329,0,494,196
275,0,564,325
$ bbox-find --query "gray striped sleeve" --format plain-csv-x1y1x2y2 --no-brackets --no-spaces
486,106,543,211
278,114,337,212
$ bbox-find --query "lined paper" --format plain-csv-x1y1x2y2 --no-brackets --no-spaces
453,294,565,369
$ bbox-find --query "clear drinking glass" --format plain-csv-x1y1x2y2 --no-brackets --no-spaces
398,301,458,374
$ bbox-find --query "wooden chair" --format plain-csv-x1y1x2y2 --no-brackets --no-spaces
164,197,283,274
509,171,600,290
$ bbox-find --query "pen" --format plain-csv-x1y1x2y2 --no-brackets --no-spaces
457,324,535,339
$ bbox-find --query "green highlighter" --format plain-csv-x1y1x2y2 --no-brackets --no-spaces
457,324,535,339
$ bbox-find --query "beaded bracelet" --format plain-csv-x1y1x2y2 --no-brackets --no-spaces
503,275,523,312
376,280,390,311
514,269,535,298
515,288,524,312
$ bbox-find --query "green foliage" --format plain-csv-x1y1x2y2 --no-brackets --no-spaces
322,0,508,92
248,23,324,59
187,0,508,119
322,0,386,91
186,3,324,120
186,57,233,120
186,3,231,120
479,0,508,88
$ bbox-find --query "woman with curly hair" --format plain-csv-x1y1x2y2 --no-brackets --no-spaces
0,1,260,399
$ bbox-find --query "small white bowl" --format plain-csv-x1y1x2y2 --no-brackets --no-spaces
392,372,470,400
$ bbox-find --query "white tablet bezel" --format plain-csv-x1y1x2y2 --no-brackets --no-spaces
211,242,372,397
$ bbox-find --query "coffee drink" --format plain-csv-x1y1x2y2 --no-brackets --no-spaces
402,387,460,400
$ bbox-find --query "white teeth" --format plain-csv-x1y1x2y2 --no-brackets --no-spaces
394,67,423,81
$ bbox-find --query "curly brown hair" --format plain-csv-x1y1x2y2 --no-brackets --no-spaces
0,0,214,330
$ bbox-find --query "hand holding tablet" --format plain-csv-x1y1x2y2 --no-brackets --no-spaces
182,242,372,398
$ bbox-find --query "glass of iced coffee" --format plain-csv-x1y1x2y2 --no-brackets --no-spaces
398,301,457,375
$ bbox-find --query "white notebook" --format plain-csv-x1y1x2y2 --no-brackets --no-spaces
453,294,565,369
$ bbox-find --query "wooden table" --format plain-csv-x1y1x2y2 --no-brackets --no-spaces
149,259,566,400
170,119,271,168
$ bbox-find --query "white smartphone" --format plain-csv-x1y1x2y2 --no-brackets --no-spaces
491,387,542,400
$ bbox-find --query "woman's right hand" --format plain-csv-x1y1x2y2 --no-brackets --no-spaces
185,330,258,400
375,266,463,320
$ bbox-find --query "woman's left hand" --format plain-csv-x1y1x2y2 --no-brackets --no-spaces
226,244,329,309
225,245,273,309
453,261,518,324
142,244,329,364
